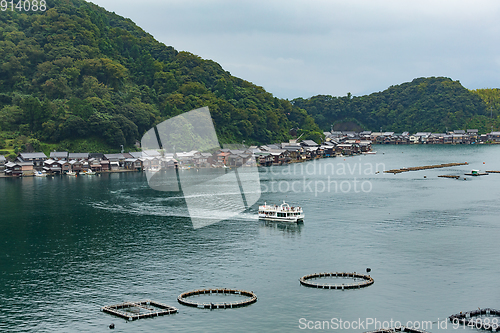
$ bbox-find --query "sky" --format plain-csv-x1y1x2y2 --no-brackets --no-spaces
91,0,500,100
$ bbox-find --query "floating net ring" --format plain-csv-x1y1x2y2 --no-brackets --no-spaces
177,288,257,309
449,308,500,331
299,272,374,289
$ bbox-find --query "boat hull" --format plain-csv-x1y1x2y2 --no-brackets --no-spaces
258,215,304,223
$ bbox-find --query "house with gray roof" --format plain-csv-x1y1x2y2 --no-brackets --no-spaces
17,152,47,170
68,153,89,161
300,140,319,147
50,151,68,161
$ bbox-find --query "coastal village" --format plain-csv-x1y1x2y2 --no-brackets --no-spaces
1,129,500,177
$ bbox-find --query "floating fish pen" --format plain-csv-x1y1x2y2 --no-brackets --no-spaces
101,300,177,321
438,175,460,179
365,326,431,333
449,308,500,331
177,288,257,309
384,162,468,174
299,272,374,289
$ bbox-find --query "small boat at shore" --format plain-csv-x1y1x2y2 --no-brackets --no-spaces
66,171,77,176
34,171,47,177
258,201,304,223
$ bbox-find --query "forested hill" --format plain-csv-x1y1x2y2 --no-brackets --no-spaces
0,0,322,154
292,77,497,133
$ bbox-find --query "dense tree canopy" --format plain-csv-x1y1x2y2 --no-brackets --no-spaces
293,77,490,133
0,0,322,153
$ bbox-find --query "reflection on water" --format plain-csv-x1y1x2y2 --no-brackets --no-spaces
1,145,500,332
259,221,303,236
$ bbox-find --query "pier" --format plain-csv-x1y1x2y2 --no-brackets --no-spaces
101,300,177,321
384,162,468,174
299,272,374,289
177,288,257,309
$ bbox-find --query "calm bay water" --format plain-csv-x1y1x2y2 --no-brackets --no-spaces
1,145,500,332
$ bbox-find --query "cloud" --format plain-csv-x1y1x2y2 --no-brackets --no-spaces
92,0,500,99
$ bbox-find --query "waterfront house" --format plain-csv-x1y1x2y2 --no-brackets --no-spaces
283,145,303,160
216,151,230,166
227,153,245,167
193,152,213,167
17,152,47,170
58,160,71,173
320,143,335,157
0,155,5,171
124,158,142,170
43,159,61,174
359,140,372,152
69,160,83,172
268,149,287,165
255,151,272,166
359,131,372,140
104,153,126,167
161,157,177,169
175,151,196,166
140,156,160,170
101,159,110,171
443,134,453,144
336,143,354,155
300,140,320,148
489,132,500,142
88,158,102,172
5,161,33,176
50,151,68,161
5,162,20,176
467,129,478,142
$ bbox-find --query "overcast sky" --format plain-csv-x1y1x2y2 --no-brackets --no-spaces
91,0,500,100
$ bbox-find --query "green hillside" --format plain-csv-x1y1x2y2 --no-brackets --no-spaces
293,77,493,133
0,0,322,155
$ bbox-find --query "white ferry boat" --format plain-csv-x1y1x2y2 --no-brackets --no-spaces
258,201,304,222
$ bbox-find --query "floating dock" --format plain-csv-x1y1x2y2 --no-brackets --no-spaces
177,288,257,309
449,308,500,331
299,272,374,289
385,162,468,174
486,170,500,173
101,300,177,321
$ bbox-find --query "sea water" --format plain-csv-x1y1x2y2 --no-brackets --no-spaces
1,145,499,332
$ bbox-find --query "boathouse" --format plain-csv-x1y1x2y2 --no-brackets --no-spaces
43,159,62,174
